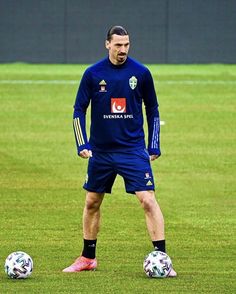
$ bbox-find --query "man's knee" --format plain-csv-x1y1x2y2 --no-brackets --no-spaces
136,191,157,212
85,192,104,211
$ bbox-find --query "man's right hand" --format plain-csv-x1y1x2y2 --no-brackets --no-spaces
79,149,93,159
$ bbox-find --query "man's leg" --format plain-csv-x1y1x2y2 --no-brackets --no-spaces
82,192,104,259
62,192,104,272
136,190,164,241
83,192,105,240
135,190,177,277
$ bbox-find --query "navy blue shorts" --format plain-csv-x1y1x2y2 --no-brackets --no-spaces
83,149,155,194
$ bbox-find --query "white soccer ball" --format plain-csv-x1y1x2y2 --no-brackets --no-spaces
143,250,172,278
4,251,33,279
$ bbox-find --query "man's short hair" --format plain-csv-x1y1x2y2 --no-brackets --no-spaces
106,25,129,41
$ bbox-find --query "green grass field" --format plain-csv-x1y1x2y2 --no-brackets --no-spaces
0,63,235,293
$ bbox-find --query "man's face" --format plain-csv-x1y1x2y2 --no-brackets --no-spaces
106,34,130,65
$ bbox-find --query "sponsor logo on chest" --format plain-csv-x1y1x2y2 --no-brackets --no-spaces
111,98,126,113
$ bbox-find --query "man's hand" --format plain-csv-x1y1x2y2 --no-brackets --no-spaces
150,155,159,161
79,149,93,158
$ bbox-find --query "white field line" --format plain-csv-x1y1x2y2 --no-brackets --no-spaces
0,80,236,85
0,80,78,84
161,80,236,85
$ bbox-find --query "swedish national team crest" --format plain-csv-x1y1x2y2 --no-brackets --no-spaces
129,76,137,90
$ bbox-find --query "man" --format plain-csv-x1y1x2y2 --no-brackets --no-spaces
63,25,177,277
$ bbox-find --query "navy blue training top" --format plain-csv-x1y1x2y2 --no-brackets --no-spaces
73,56,161,156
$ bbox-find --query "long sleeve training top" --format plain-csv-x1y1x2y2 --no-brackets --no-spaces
73,56,161,156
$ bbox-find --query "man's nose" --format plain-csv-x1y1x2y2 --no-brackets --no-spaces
120,45,126,53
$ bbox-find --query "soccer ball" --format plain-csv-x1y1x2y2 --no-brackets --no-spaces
4,251,33,279
143,250,172,278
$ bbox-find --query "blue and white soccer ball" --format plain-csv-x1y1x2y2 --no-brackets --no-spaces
4,251,33,279
143,250,172,278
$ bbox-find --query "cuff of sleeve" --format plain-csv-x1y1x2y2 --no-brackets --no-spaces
148,148,161,157
77,142,91,154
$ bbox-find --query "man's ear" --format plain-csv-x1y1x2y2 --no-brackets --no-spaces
105,40,110,50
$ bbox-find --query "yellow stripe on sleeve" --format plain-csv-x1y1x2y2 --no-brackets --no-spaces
73,118,85,146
